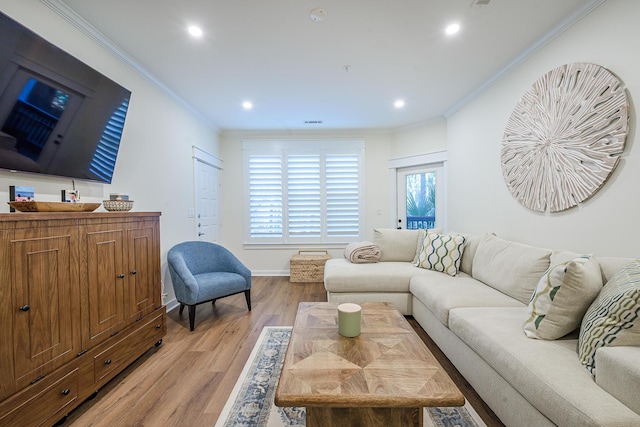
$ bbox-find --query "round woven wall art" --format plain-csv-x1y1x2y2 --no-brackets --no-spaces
501,62,628,212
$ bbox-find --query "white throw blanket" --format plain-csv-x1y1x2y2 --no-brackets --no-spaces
344,241,381,263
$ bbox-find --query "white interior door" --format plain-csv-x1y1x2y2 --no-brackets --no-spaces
194,159,220,242
396,163,444,230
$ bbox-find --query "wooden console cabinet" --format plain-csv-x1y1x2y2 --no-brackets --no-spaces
0,212,166,427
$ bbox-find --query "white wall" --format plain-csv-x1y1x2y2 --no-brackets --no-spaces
389,118,447,159
0,0,220,304
447,0,639,257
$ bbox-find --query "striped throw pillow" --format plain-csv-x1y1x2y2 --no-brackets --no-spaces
578,260,640,375
414,233,466,276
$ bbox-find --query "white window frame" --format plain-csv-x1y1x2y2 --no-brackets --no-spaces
243,139,365,247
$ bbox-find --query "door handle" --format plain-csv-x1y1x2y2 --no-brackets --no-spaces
198,232,205,236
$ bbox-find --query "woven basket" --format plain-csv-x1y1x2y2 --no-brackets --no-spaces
290,250,331,283
103,200,134,211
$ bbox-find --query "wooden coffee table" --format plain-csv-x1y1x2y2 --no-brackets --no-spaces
275,302,465,427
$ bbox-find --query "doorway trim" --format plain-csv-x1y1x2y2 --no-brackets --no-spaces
193,146,223,169
388,150,448,230
192,146,223,241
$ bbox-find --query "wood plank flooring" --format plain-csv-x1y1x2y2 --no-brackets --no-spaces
61,277,504,427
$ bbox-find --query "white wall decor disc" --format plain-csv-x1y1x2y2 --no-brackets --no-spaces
502,62,628,212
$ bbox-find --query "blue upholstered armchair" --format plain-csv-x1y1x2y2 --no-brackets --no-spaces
167,241,251,331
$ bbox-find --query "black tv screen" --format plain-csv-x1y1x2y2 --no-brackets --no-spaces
0,12,131,184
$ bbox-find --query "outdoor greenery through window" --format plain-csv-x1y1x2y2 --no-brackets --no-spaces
243,139,364,245
406,171,436,229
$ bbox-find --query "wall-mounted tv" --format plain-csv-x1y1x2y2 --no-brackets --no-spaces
0,12,131,184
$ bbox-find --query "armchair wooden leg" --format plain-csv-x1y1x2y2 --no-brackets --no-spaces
188,305,196,331
244,290,252,311
179,303,185,315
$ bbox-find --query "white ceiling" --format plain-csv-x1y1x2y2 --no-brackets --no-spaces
53,0,602,131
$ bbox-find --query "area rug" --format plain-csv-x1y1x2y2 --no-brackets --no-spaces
215,326,486,427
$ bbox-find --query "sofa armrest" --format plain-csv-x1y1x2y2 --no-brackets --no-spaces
595,346,640,416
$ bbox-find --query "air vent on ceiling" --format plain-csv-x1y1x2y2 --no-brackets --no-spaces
472,0,491,6
304,120,323,124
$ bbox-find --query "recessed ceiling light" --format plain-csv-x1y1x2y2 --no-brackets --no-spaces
445,23,461,35
242,101,253,110
187,25,203,38
394,99,405,109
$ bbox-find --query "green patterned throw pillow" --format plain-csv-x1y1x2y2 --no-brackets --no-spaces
524,256,602,340
414,233,466,277
578,260,640,375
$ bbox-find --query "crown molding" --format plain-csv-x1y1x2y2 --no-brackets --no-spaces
443,0,607,118
40,0,219,132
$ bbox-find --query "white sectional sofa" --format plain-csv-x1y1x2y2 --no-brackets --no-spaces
324,228,640,427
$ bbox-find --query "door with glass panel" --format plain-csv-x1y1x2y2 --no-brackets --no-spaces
396,164,444,230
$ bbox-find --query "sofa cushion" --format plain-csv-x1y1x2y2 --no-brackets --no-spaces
449,232,490,276
324,258,442,293
551,250,635,284
410,274,523,326
372,227,442,263
579,260,640,374
414,233,466,276
524,255,602,340
595,346,640,416
449,307,640,426
373,228,420,262
598,256,637,283
472,235,551,304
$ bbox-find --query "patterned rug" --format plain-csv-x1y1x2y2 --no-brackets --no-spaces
215,327,486,427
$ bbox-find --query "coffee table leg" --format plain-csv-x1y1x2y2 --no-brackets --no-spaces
306,407,422,427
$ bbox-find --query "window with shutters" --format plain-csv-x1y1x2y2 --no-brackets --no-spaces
243,139,364,245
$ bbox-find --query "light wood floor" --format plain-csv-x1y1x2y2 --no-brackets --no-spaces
61,277,504,427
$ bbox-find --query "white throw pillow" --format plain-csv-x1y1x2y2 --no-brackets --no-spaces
524,255,602,340
414,233,466,276
578,260,640,375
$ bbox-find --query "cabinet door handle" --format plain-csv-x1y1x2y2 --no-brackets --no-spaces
118,274,125,279
30,375,45,384
131,270,137,275
19,304,30,311
61,388,71,396
156,324,162,329
104,359,112,365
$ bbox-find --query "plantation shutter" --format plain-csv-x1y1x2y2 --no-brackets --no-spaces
249,154,283,238
244,139,363,245
326,153,360,238
287,155,321,238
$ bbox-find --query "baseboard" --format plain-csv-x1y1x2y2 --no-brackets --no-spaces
251,270,290,277
164,298,180,312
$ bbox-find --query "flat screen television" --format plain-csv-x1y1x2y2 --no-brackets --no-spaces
0,12,131,184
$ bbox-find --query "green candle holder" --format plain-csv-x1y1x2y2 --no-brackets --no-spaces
338,303,361,337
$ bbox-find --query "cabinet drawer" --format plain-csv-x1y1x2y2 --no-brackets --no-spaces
0,367,78,427
94,311,165,383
